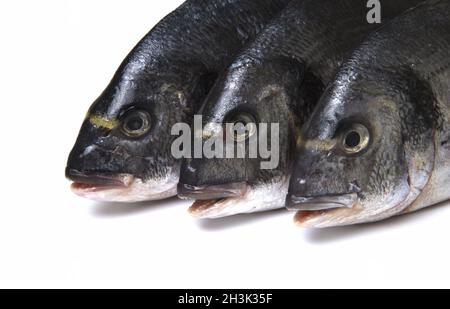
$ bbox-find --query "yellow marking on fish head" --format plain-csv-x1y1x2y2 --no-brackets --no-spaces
297,134,337,152
197,123,222,140
88,114,119,130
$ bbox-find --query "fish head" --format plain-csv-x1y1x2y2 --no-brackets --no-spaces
67,61,212,202
178,57,305,218
287,68,436,227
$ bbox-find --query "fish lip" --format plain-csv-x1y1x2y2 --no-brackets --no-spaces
66,168,133,188
179,182,249,218
177,182,248,200
188,199,225,217
286,193,358,211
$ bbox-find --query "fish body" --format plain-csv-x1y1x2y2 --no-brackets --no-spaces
287,0,450,228
178,0,424,218
66,0,291,202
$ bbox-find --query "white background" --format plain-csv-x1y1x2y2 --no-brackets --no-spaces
1,0,449,289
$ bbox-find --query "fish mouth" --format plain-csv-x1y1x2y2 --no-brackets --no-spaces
178,182,248,218
66,168,133,191
286,193,358,211
66,168,178,202
177,182,248,201
189,199,229,217
179,180,289,219
286,193,360,228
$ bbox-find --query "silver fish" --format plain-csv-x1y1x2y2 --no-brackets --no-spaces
65,0,290,202
287,0,450,228
178,0,423,218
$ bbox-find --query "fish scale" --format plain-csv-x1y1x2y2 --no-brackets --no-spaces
242,0,421,84
120,0,293,75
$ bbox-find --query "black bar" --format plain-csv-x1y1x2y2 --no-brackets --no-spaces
0,289,441,307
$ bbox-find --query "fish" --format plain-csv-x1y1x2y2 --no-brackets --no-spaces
65,0,291,202
178,0,424,218
287,0,450,228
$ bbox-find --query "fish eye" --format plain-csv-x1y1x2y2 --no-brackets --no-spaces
225,112,257,142
340,123,370,154
121,110,151,137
